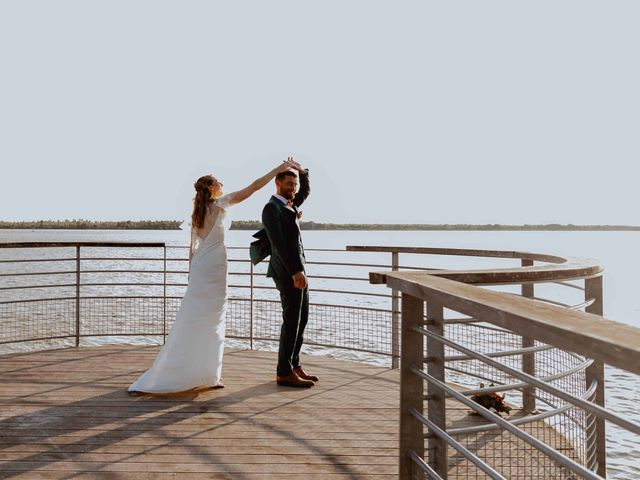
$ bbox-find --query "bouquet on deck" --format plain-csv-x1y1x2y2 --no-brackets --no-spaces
470,383,512,416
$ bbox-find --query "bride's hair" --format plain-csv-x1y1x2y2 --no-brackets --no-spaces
192,175,216,229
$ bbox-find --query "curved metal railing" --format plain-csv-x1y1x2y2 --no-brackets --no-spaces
367,248,640,480
1,241,638,479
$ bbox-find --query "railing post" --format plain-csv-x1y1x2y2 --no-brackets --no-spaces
391,251,400,369
163,246,167,345
75,245,81,347
585,275,606,477
521,259,536,413
426,300,448,478
400,293,425,480
250,262,254,350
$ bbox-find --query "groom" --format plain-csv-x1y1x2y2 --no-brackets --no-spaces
251,159,318,388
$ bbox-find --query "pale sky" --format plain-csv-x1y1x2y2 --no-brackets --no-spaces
1,1,638,225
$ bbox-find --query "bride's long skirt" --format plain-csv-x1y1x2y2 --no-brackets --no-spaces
128,241,227,393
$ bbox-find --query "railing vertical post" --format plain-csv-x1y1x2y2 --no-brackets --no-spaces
400,293,425,480
585,275,606,477
391,251,400,369
426,300,448,478
163,246,167,345
250,262,254,350
75,245,81,347
521,259,536,413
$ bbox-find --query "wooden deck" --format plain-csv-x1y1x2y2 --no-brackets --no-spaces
0,345,577,479
0,345,400,479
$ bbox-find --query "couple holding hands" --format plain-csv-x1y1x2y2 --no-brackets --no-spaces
129,157,317,394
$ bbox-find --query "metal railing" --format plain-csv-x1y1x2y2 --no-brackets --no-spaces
0,242,400,358
1,241,639,478
367,247,640,479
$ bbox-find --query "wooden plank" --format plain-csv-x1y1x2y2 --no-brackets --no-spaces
426,300,447,478
0,242,165,248
369,259,602,286
347,245,566,263
0,474,395,480
399,293,424,479
0,444,397,455
0,460,400,474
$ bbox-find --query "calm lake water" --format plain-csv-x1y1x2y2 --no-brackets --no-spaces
1,228,639,479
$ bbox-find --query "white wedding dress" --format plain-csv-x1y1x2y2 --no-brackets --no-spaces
129,195,233,393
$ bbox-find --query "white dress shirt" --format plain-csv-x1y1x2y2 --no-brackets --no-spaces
274,193,295,212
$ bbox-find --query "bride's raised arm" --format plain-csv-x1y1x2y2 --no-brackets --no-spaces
223,157,296,206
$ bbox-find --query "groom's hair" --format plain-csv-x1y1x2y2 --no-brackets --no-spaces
275,170,297,182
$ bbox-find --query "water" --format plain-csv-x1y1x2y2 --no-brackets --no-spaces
1,228,639,478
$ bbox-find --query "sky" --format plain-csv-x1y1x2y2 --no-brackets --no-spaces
1,1,639,225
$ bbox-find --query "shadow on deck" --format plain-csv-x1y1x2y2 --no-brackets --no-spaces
0,345,574,479
0,345,399,479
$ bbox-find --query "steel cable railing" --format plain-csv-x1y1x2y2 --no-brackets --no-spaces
1,241,636,478
377,267,640,479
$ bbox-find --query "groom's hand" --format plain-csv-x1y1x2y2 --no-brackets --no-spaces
292,271,308,289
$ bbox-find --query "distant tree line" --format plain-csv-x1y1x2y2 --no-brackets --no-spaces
0,220,182,230
233,221,640,231
2,219,639,231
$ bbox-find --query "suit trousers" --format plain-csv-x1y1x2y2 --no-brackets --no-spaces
273,276,309,376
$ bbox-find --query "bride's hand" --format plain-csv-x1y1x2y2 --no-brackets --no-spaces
286,157,303,172
278,156,296,173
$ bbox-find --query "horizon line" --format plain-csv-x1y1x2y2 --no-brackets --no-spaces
2,220,640,231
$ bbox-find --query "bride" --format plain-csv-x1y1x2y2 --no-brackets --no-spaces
128,157,298,394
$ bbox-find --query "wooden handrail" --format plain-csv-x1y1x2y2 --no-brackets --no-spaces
0,242,166,248
380,271,640,376
347,245,603,284
347,245,567,262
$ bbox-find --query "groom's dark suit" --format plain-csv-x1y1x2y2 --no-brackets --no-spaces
257,170,310,376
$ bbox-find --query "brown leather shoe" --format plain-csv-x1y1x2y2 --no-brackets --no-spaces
294,366,319,382
276,372,314,388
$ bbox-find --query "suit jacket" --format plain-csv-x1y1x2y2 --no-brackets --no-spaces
250,170,310,279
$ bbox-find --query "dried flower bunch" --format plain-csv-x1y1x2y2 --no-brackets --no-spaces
470,383,512,416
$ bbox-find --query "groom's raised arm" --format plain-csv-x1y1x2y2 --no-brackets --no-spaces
293,169,310,208
262,203,304,275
